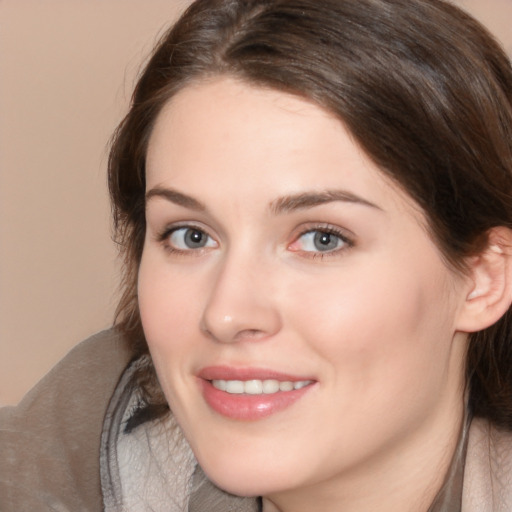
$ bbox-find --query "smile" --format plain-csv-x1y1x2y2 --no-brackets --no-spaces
211,379,313,395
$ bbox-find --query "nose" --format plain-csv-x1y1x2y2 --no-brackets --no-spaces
200,253,282,344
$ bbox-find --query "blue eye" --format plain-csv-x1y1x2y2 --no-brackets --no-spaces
168,227,216,250
294,230,348,253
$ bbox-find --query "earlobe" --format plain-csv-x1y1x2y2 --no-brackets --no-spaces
456,227,512,333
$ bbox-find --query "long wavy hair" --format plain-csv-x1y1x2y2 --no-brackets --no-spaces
108,0,512,426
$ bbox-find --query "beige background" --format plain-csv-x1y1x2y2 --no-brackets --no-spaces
1,0,511,406
0,0,193,405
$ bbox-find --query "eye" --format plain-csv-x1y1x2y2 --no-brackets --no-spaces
289,228,352,254
166,227,217,251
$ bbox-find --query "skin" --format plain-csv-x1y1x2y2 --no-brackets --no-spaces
138,77,473,512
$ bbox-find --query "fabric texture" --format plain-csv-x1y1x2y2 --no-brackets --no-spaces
462,417,512,511
2,328,512,511
100,355,257,512
0,329,132,511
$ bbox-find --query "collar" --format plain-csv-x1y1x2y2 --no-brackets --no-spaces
100,356,257,512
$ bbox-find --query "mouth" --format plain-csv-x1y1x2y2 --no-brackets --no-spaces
211,378,313,395
198,367,316,420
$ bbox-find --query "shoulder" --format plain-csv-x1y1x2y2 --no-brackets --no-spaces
463,417,512,510
0,328,133,511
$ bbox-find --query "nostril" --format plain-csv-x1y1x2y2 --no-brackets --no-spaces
233,329,267,342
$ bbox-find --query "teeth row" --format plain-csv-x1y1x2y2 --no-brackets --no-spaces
212,379,311,395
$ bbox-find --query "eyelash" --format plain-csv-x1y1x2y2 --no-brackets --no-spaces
156,224,217,256
289,224,355,259
155,223,355,259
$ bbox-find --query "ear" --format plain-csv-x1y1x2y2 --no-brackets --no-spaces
456,227,512,333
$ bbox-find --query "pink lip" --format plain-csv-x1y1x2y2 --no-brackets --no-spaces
198,366,311,382
197,366,316,421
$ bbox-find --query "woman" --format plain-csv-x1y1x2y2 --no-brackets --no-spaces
1,0,512,510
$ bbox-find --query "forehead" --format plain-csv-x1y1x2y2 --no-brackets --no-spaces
145,77,420,219
146,77,344,173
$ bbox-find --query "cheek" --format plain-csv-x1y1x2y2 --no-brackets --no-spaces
137,251,209,414
138,251,202,358
284,254,457,388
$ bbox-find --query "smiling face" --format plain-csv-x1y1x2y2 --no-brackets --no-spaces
138,77,471,510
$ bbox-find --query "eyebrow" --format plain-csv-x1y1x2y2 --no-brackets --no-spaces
145,186,381,214
145,187,206,211
270,190,382,214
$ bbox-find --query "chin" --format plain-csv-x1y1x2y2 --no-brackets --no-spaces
198,455,294,498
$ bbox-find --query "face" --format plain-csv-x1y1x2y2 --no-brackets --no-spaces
139,77,469,505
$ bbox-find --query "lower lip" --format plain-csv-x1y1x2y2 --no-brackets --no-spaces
200,379,314,420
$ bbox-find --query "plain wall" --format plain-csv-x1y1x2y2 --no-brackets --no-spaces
0,0,511,405
0,0,192,405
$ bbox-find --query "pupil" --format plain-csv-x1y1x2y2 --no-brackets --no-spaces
186,229,204,247
319,233,330,245
314,231,337,251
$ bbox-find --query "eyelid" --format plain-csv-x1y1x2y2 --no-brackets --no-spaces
288,223,355,257
156,222,218,255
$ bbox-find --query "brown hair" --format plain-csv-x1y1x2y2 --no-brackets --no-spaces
108,0,512,426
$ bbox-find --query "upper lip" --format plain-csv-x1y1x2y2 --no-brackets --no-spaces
198,365,315,382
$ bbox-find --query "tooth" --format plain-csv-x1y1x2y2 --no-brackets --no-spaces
225,380,244,394
262,380,280,394
212,379,227,391
279,381,294,392
244,380,263,394
212,378,311,394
